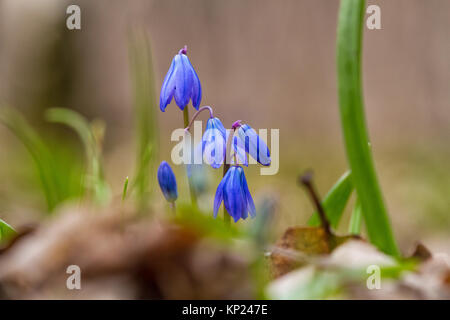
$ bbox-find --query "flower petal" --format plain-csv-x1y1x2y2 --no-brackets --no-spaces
202,118,226,169
159,57,177,112
174,54,193,109
233,135,248,166
188,57,202,110
225,167,248,222
242,172,256,218
214,169,230,218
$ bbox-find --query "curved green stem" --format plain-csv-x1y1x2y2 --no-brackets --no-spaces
337,0,399,256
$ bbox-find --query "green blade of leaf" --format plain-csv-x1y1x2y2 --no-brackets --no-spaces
128,29,159,212
336,0,399,256
308,171,353,228
0,107,58,211
0,218,17,243
348,198,362,235
46,108,110,205
122,176,129,203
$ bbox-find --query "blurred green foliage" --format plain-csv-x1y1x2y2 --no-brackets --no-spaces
46,107,111,206
128,30,159,213
0,107,84,212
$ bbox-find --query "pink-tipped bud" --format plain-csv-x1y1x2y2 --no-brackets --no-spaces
232,120,242,130
179,45,188,55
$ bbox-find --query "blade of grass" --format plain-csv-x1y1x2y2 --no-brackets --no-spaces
337,0,399,255
128,29,159,212
122,176,129,203
348,198,362,235
308,171,353,228
46,108,110,205
0,107,59,211
0,218,17,243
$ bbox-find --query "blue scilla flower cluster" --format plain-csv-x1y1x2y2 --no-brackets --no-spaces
157,46,271,222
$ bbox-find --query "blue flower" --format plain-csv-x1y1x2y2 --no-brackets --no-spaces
160,46,202,112
157,161,178,202
213,166,256,222
237,124,271,166
201,117,226,169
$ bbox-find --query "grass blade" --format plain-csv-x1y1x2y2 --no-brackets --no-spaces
308,171,353,228
0,107,59,211
337,0,399,255
46,107,110,205
128,30,159,212
348,198,362,235
0,218,17,243
122,176,129,203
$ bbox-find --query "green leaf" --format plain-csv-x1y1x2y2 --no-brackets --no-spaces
0,107,61,211
308,171,353,228
348,198,362,235
122,176,129,203
336,0,399,256
46,108,110,205
0,218,16,243
128,30,159,212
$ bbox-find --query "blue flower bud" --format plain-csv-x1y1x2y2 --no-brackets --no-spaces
160,46,202,112
157,161,178,202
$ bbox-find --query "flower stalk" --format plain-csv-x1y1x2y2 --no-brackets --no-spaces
337,0,399,256
184,106,214,131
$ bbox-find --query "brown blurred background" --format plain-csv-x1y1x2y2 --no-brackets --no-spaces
0,0,449,253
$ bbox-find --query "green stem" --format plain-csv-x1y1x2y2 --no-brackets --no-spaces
183,107,198,207
337,0,399,256
170,201,176,216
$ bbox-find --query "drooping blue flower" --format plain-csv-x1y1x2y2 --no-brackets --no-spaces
157,161,178,202
160,46,202,112
213,166,256,222
201,117,226,169
237,123,271,166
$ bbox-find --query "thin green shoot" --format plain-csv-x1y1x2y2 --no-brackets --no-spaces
122,176,129,203
308,171,353,229
0,107,63,211
336,0,399,256
46,107,110,205
348,198,363,235
128,29,159,213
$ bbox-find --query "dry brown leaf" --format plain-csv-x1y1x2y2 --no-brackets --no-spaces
0,205,254,299
269,226,357,278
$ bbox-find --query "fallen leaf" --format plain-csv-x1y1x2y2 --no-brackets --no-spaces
269,226,357,277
